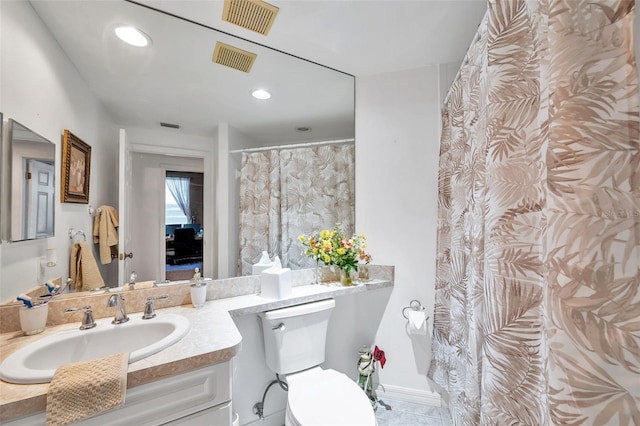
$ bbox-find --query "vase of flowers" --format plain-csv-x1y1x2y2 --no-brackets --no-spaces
299,224,372,286
339,268,355,286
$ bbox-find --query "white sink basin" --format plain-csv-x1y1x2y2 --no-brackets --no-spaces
0,313,190,384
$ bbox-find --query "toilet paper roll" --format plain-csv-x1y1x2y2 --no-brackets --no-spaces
407,310,427,335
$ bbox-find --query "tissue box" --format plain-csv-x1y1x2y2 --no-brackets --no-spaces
261,268,292,299
252,264,273,275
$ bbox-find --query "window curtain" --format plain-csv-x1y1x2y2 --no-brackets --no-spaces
166,176,191,223
429,0,640,424
238,144,355,275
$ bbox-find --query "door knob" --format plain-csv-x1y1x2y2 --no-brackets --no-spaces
119,252,134,260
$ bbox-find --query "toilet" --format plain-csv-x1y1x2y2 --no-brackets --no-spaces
258,298,377,426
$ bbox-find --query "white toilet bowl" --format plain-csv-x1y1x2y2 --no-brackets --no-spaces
284,367,377,426
258,300,377,425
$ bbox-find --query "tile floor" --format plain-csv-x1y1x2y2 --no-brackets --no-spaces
374,398,451,426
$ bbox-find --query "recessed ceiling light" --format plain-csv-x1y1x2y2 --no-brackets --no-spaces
252,89,271,100
114,26,151,47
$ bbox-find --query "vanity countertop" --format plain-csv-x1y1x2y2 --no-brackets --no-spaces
0,278,392,422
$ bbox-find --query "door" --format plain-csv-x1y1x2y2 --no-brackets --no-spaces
25,159,54,239
117,129,133,286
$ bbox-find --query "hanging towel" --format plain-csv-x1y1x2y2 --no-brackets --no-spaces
70,242,105,291
46,352,128,426
93,205,119,264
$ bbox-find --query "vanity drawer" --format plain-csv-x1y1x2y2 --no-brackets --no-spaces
162,401,232,425
5,362,232,426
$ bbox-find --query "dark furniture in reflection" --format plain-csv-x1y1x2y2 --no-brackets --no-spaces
182,223,201,234
168,227,202,265
166,224,182,236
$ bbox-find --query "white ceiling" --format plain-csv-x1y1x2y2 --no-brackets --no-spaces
29,0,487,143
136,0,487,76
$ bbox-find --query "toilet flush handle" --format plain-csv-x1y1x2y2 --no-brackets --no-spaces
272,322,285,331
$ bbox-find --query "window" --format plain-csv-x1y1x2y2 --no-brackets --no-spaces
165,183,188,225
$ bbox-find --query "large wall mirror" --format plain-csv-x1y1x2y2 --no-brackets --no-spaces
0,112,3,243
6,0,354,295
7,120,56,242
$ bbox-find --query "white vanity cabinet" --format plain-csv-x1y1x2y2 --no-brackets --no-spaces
5,361,232,426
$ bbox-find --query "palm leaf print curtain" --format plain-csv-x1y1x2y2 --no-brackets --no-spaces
238,144,355,275
238,150,281,276
429,0,640,424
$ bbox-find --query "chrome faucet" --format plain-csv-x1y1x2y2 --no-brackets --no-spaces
142,295,169,319
128,271,138,290
65,305,96,330
107,294,129,324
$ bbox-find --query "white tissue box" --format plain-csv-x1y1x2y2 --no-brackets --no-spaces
253,264,273,275
261,269,292,299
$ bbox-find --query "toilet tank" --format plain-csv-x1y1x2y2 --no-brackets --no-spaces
258,299,335,375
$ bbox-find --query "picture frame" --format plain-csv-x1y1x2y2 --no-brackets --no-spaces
61,129,91,204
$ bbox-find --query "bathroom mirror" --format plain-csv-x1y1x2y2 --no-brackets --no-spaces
0,112,3,244
7,119,56,242
1,0,354,302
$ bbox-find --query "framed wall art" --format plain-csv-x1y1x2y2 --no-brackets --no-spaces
61,129,91,203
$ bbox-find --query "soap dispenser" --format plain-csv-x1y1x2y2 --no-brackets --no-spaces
190,267,206,308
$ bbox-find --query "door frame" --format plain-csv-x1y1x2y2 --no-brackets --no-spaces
121,141,215,282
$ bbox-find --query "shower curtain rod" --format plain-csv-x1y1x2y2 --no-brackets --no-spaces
229,138,354,154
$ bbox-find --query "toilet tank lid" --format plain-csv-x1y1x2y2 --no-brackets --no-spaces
260,299,335,320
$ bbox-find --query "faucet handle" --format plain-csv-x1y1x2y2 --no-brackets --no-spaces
107,293,129,324
142,295,169,319
107,293,125,304
65,305,96,330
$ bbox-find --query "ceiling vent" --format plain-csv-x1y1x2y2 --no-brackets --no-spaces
222,0,279,35
212,42,257,73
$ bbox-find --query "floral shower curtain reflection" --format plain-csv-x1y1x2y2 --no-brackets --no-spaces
238,144,355,275
429,0,640,424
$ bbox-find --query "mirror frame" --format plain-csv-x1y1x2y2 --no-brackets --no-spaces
7,119,56,242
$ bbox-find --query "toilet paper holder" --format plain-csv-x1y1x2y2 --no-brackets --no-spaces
402,299,425,319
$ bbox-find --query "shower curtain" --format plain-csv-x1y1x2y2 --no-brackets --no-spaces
429,0,640,424
238,144,355,275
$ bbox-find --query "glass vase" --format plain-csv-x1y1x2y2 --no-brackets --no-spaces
314,262,323,284
339,268,354,286
358,264,370,281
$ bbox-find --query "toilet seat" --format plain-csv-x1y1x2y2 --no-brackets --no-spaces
285,368,376,426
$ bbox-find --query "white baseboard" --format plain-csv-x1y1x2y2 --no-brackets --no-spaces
375,384,442,407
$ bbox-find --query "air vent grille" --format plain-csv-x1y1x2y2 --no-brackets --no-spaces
212,42,257,73
222,0,279,35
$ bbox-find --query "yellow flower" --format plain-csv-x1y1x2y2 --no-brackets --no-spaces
300,223,372,269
